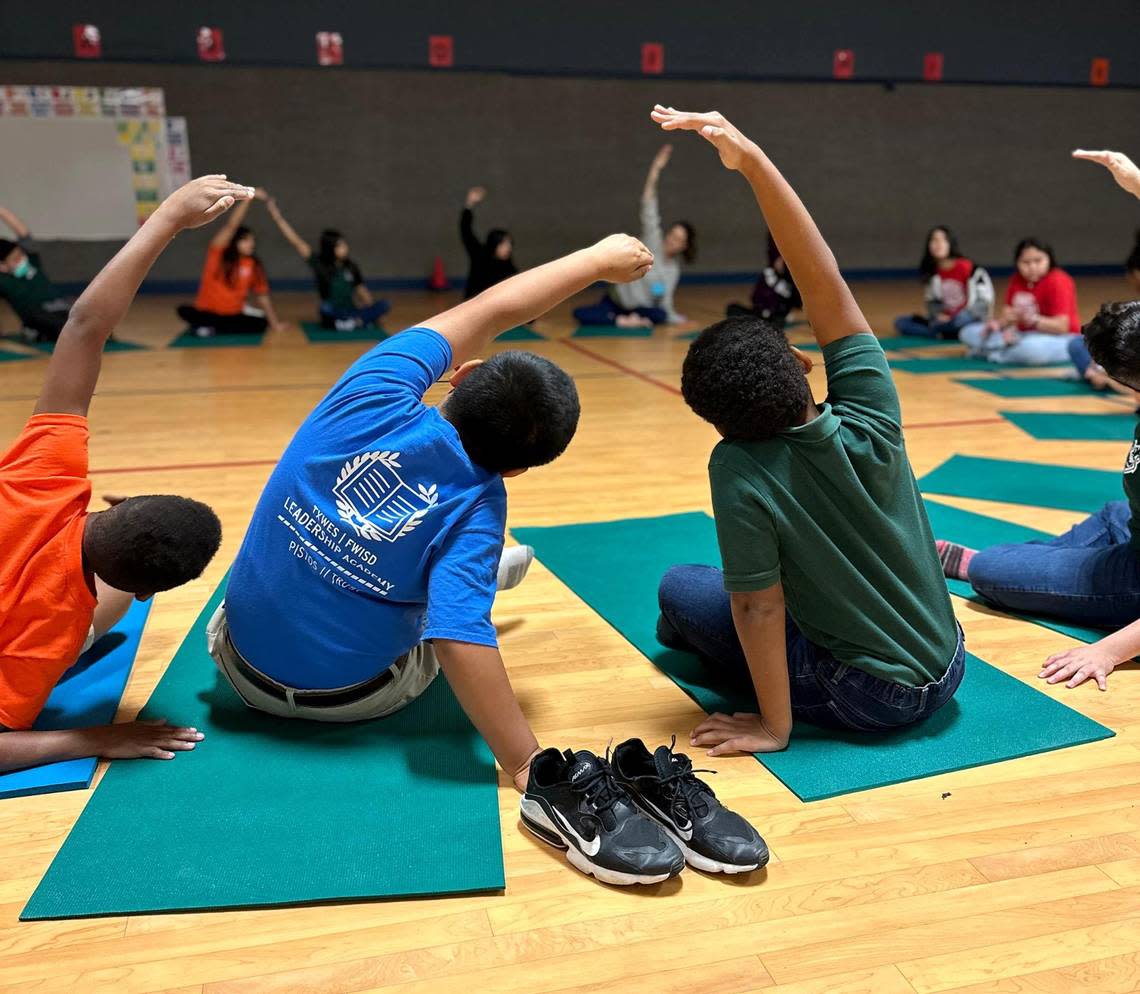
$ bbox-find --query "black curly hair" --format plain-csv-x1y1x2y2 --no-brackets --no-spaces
681,316,810,440
1083,300,1140,389
84,495,222,594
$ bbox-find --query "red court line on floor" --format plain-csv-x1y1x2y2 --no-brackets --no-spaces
560,340,682,395
904,417,1006,430
92,458,279,476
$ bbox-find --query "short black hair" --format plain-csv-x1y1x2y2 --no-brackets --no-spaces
672,221,698,264
681,316,809,440
1014,237,1055,270
1084,301,1140,389
443,351,579,473
85,495,222,593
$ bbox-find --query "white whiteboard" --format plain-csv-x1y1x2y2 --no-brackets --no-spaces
0,118,139,239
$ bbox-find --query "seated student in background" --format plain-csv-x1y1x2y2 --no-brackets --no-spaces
176,188,283,337
937,149,1140,694
959,237,1079,365
0,176,236,773
461,186,518,299
211,231,652,792
894,226,994,339
573,144,696,328
265,198,390,331
0,205,75,343
649,106,963,755
725,232,801,329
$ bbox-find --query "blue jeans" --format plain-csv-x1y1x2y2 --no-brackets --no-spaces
894,310,972,340
319,299,390,328
970,501,1140,628
572,293,666,326
656,565,965,732
1069,335,1093,376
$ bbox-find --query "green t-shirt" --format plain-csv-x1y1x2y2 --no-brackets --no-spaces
708,333,958,688
0,242,59,321
307,253,362,311
1123,423,1140,551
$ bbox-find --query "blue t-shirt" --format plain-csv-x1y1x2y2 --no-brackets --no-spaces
225,327,507,689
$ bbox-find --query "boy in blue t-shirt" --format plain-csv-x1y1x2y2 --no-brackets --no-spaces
212,233,653,791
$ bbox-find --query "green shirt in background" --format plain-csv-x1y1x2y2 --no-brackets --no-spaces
307,253,363,312
708,333,958,688
0,241,60,322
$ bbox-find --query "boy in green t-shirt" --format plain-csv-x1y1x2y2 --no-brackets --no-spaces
0,206,73,342
649,106,964,755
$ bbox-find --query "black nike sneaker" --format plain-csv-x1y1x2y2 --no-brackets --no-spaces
520,748,686,886
612,737,769,874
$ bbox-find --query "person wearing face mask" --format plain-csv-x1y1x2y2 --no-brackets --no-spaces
461,187,518,299
959,237,1080,365
0,206,75,343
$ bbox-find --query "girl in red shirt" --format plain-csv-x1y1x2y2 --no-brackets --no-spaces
960,238,1079,365
895,226,993,339
176,189,283,337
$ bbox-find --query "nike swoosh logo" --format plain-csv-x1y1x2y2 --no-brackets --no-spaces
638,794,694,841
551,806,601,856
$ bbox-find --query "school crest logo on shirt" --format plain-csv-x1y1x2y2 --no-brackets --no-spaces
1125,441,1140,476
333,450,438,543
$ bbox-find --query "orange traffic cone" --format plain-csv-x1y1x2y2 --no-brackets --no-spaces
429,255,450,291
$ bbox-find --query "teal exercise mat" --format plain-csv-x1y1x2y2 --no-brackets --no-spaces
1,335,146,353
954,377,1098,398
22,580,504,919
512,512,1112,802
0,349,35,362
922,499,1107,644
800,336,955,353
300,321,387,343
169,329,265,349
0,599,152,801
889,357,1001,374
572,324,654,338
496,325,543,342
1001,411,1138,442
920,455,1121,514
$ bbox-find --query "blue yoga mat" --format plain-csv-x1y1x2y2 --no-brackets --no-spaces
920,455,1121,514
0,599,152,801
513,512,1112,801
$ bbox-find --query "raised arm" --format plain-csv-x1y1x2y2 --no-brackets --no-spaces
208,186,258,249
424,233,653,367
265,197,311,258
642,144,671,203
35,176,253,416
1073,149,1140,201
0,206,30,240
460,187,485,257
652,105,867,347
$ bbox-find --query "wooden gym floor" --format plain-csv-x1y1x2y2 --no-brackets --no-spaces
1,277,1139,994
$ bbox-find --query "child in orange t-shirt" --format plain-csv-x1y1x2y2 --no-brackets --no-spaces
175,188,282,338
0,176,247,774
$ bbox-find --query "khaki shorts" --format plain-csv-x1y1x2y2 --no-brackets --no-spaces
205,603,439,723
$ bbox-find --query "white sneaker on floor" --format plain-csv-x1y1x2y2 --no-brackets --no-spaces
497,545,535,591
193,326,217,338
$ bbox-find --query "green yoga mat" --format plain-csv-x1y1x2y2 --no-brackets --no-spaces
800,336,955,353
169,329,266,349
496,325,543,342
1,336,145,353
954,377,1098,398
300,321,387,343
573,324,654,338
1001,411,1139,442
0,349,34,362
512,513,1112,802
920,455,1121,514
922,499,1107,644
22,580,504,920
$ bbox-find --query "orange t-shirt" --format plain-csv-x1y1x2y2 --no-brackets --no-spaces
193,244,269,315
0,414,97,730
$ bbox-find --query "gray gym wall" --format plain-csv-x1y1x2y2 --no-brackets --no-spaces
3,60,1138,286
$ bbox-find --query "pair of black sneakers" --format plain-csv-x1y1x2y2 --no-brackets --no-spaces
520,737,768,886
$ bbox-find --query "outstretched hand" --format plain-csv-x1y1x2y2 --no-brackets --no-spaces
466,186,487,208
591,233,654,283
691,712,789,756
156,175,254,231
1040,643,1120,691
650,106,755,171
1072,149,1140,199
